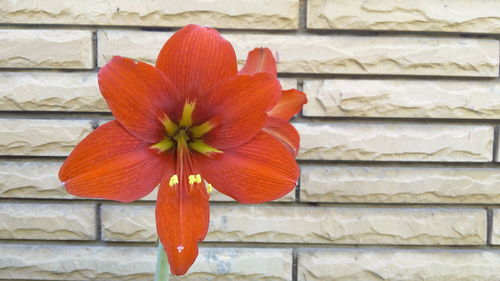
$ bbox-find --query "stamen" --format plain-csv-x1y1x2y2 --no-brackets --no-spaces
206,183,213,193
188,174,202,185
190,120,215,138
168,175,179,187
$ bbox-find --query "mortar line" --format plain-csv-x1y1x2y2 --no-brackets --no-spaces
1,23,500,39
493,126,499,162
292,248,298,281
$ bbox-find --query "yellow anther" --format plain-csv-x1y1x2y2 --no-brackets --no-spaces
168,175,179,187
206,183,213,193
151,138,174,152
188,174,202,185
179,102,195,127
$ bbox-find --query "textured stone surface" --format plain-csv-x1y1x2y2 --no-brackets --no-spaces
102,204,486,245
303,79,500,119
0,203,95,240
0,0,299,30
0,161,72,199
0,119,93,156
299,249,500,281
0,29,93,69
493,210,500,245
308,0,500,34
98,30,499,77
297,123,494,162
301,165,500,204
0,72,105,111
0,244,291,280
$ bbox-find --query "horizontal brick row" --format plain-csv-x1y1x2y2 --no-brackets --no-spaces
0,161,293,201
0,72,296,112
307,0,500,34
101,204,486,245
6,161,500,205
0,0,299,30
303,79,500,119
0,119,92,156
300,165,500,204
0,30,93,69
299,249,500,280
297,123,494,162
98,30,499,77
0,203,95,240
0,119,495,162
0,244,292,280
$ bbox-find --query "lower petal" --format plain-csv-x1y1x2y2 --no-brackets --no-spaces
59,121,174,202
156,172,210,275
196,131,299,204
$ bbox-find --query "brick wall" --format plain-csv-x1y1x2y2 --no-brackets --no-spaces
0,1,499,280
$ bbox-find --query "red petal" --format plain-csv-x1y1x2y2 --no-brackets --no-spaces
263,117,300,156
197,73,281,150
98,56,179,143
156,24,237,100
268,89,308,120
59,121,174,202
239,47,277,76
196,131,299,204
156,173,209,275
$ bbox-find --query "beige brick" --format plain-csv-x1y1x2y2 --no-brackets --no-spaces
308,0,500,34
0,0,299,30
297,123,493,162
492,210,500,245
303,79,500,119
0,161,72,199
98,30,499,77
0,29,93,69
0,72,105,111
301,165,500,204
0,119,93,156
299,249,500,281
0,202,95,240
102,204,486,245
0,244,291,280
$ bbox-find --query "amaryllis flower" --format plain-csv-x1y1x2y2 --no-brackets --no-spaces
59,24,306,275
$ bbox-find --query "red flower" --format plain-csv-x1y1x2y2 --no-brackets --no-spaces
59,24,306,275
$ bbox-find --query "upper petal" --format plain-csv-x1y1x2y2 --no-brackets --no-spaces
196,73,282,150
98,56,179,143
196,131,299,204
268,89,308,120
156,172,210,275
156,24,237,100
59,121,174,202
239,47,277,76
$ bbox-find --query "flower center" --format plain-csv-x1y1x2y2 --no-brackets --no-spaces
150,102,222,155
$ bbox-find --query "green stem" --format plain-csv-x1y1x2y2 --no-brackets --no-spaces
154,240,170,281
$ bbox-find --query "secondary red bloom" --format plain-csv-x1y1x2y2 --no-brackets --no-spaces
59,24,306,275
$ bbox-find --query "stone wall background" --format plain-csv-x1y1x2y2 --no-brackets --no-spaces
0,0,500,280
